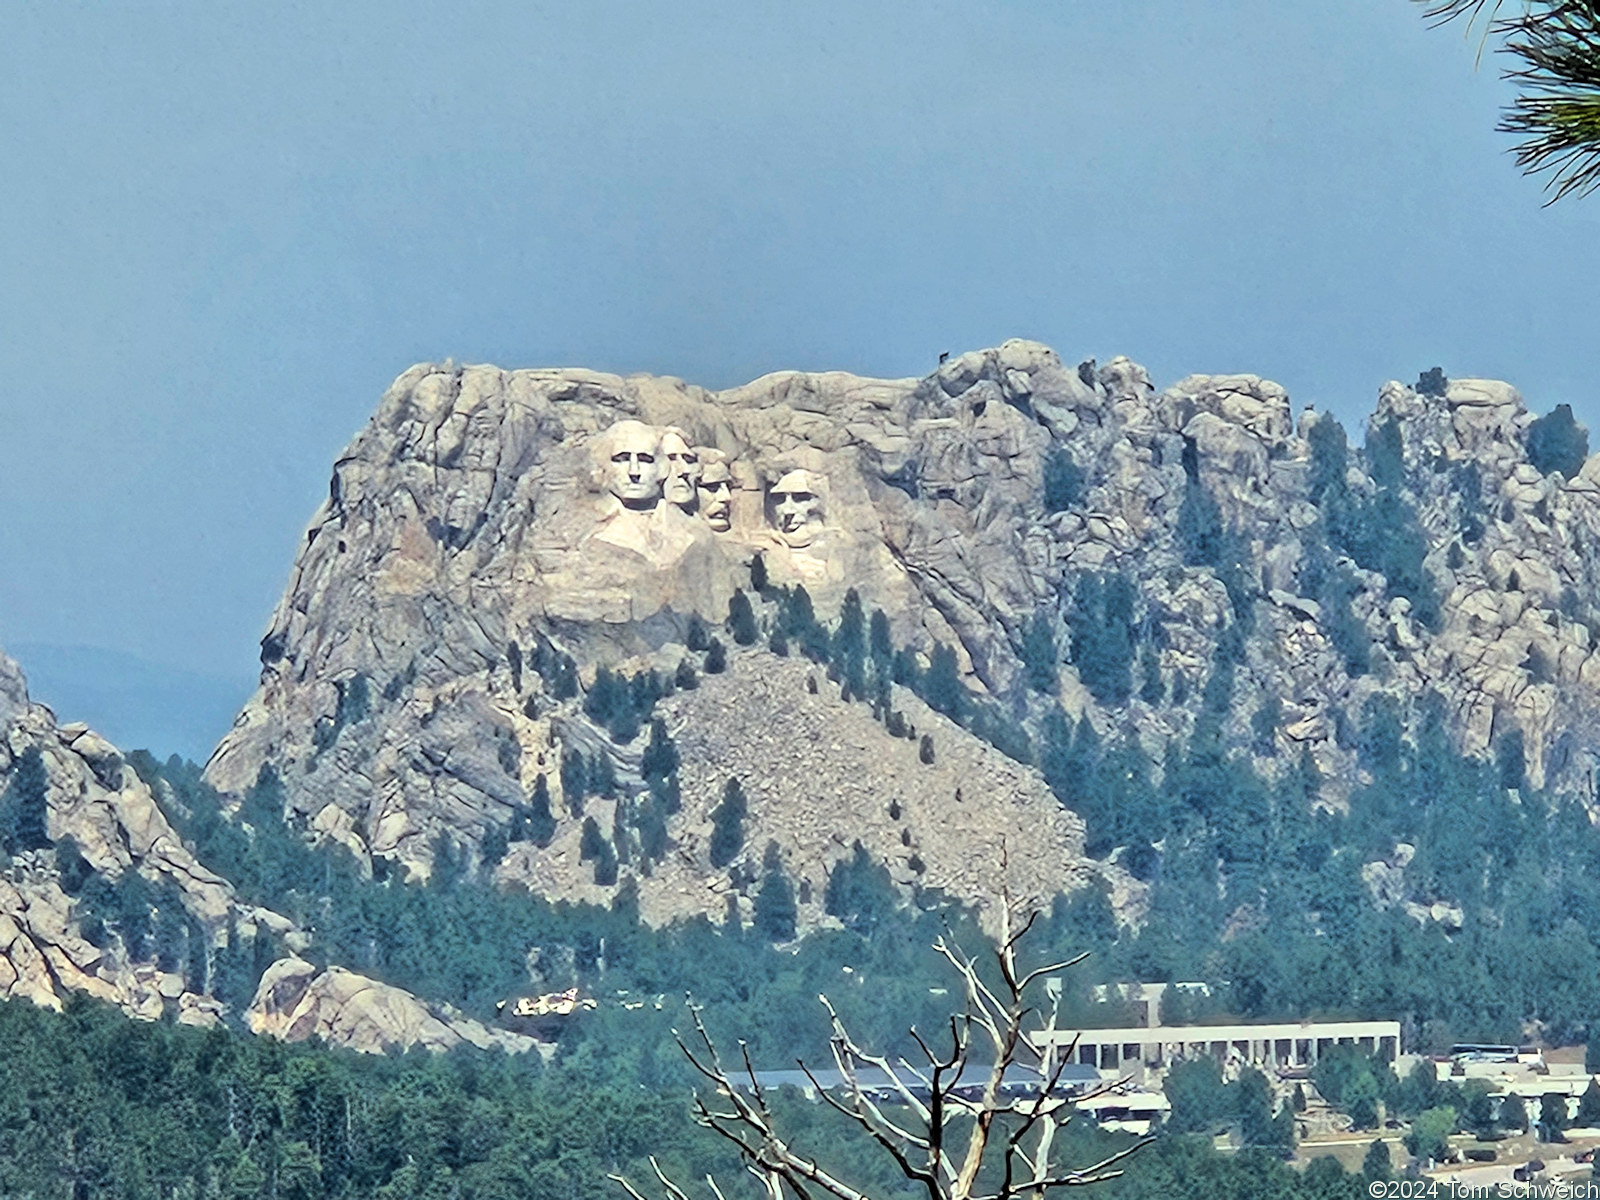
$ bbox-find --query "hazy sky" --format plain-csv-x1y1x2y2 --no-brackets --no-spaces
3,1,1598,746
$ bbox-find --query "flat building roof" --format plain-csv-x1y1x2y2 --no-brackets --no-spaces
1035,1019,1401,1048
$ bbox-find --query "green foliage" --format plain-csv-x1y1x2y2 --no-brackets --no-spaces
1307,413,1350,503
1313,1045,1394,1133
315,675,372,751
1416,366,1447,398
53,835,94,894
1527,403,1590,478
753,845,797,943
918,734,935,765
582,666,660,743
1405,1105,1457,1160
776,585,831,663
531,643,579,701
1362,1138,1391,1180
1,745,52,853
1164,1058,1230,1134
1043,446,1086,512
1138,642,1165,705
704,638,727,674
727,588,759,646
579,816,605,862
824,842,898,936
1577,1078,1600,1127
1541,1090,1570,1139
686,615,710,653
1305,411,1441,631
708,778,746,869
560,749,588,815
640,719,679,783
479,823,509,870
1021,608,1058,694
1502,1091,1529,1133
1365,418,1406,492
749,551,769,593
921,643,965,719
0,994,762,1199
1174,462,1255,625
1070,572,1138,706
517,775,557,848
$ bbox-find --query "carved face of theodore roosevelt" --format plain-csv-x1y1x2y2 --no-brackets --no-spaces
603,421,663,510
660,429,700,508
771,469,824,547
697,459,733,532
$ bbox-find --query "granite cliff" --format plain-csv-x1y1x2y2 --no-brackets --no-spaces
201,341,1600,933
0,647,545,1055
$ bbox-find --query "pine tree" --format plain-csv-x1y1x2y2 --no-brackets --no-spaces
708,778,747,868
1021,609,1058,694
1576,1078,1600,1128
583,667,621,724
704,638,727,674
727,588,759,646
824,842,896,935
750,552,769,593
869,608,894,670
526,775,556,847
579,817,605,862
640,718,679,782
753,844,797,942
560,749,588,816
637,794,669,861
480,823,509,869
2,746,51,853
594,840,619,886
686,615,710,653
1362,1139,1390,1180
1502,1092,1529,1133
922,644,964,719
1043,446,1086,512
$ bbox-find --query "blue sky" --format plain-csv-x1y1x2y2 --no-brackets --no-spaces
2,1,1597,754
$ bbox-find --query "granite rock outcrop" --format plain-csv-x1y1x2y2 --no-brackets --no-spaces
202,343,1600,930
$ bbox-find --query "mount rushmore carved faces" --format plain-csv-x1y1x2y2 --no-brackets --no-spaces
602,420,664,510
696,455,733,532
660,429,700,510
771,469,825,548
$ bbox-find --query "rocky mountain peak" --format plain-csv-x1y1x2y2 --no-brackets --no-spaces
201,342,1600,932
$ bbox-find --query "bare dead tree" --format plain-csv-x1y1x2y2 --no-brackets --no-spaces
611,898,1149,1200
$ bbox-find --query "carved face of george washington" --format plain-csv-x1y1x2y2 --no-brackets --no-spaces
601,420,664,510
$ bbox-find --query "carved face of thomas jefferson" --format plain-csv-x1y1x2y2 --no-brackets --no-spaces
771,469,825,547
696,459,733,532
660,429,701,509
602,420,664,510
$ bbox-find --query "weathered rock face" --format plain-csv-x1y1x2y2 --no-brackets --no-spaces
204,343,1600,924
247,957,538,1056
0,646,250,1022
497,651,1136,930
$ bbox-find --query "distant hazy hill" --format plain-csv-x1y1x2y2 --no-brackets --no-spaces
10,643,251,763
